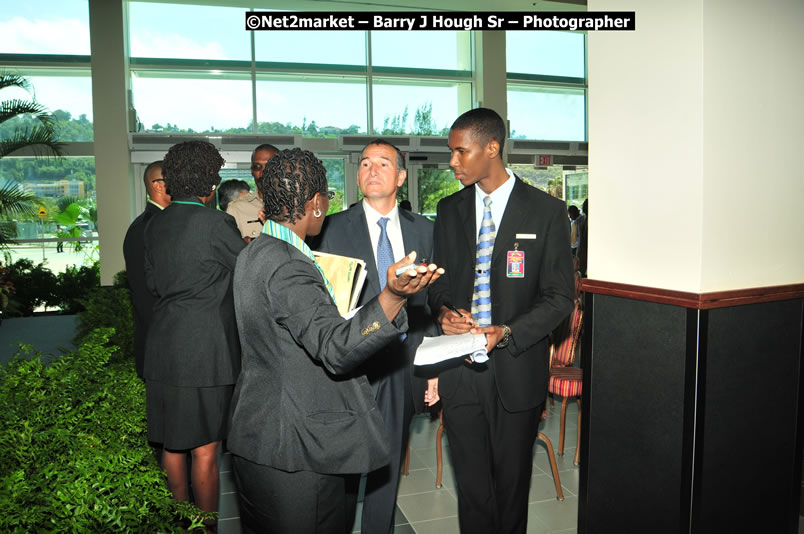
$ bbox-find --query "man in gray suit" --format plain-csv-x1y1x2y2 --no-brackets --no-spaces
316,139,435,534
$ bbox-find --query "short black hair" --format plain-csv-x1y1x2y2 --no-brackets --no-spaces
162,141,224,198
450,107,507,156
217,179,250,212
252,143,279,160
568,205,580,219
143,160,163,184
363,138,406,171
261,148,327,224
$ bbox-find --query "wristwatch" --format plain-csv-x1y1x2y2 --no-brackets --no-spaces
496,324,512,348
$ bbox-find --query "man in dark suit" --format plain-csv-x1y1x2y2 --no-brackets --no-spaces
316,139,436,534
426,108,575,534
122,160,170,378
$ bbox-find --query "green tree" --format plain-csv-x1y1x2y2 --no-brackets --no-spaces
0,72,64,158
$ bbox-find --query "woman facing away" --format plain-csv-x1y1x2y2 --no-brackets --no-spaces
228,148,443,534
143,140,246,531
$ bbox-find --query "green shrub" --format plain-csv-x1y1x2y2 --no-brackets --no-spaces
0,329,208,532
53,262,100,314
74,281,134,363
4,258,58,316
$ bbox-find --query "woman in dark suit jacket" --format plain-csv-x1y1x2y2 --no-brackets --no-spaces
143,141,245,526
228,148,442,534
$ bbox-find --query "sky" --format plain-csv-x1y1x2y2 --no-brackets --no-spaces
0,0,586,140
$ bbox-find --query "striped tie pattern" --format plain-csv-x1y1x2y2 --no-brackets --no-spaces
472,196,496,327
377,217,394,291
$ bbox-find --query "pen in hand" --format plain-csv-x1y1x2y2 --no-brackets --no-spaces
445,303,464,318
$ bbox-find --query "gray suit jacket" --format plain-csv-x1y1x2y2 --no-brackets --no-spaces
316,203,437,411
228,234,409,474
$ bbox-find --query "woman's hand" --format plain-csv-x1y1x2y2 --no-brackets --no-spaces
385,251,444,298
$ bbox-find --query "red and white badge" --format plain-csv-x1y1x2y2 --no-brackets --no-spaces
507,248,525,278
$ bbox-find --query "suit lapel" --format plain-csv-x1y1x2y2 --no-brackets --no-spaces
457,188,476,261
399,209,419,259
492,177,529,266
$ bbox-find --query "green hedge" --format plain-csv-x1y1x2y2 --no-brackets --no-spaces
0,329,207,532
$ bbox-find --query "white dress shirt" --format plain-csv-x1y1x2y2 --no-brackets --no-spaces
474,168,516,237
362,200,406,267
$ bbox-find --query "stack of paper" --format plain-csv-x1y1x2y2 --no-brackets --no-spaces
414,333,489,366
313,251,367,315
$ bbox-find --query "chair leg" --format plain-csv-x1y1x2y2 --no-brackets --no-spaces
402,442,410,475
435,413,444,489
574,398,582,466
538,432,565,501
558,397,568,456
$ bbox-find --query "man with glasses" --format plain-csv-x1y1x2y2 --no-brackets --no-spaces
123,160,171,378
227,143,278,242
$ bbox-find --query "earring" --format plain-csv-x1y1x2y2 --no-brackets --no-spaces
313,208,322,218
211,184,217,191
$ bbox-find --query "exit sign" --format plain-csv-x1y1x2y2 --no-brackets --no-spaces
538,155,552,166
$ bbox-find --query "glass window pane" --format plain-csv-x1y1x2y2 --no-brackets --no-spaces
508,164,564,198
128,2,249,60
373,79,469,135
507,85,585,141
417,168,460,218
0,0,90,55
255,30,365,66
321,157,346,214
256,76,367,137
506,31,584,78
0,72,94,141
372,31,470,71
131,73,252,133
2,156,98,273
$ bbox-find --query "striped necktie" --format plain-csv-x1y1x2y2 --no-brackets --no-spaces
472,196,496,327
377,217,394,291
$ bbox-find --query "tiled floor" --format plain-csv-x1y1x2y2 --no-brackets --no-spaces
218,397,582,534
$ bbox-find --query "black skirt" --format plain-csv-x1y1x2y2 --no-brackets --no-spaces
146,380,234,450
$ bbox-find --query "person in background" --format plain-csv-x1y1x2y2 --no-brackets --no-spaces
568,205,581,256
143,141,245,530
217,179,250,213
123,160,170,378
228,148,443,534
227,144,278,242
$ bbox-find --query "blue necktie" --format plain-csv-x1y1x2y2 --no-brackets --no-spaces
377,217,394,291
472,196,496,327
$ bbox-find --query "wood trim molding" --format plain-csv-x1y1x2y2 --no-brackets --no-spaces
580,280,804,310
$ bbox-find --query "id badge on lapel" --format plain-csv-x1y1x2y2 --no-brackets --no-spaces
507,242,525,278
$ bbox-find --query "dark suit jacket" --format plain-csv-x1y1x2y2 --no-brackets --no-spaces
227,234,409,474
143,197,245,387
316,204,437,410
123,201,161,377
428,178,575,412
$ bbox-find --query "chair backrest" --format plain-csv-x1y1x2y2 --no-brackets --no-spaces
550,302,584,367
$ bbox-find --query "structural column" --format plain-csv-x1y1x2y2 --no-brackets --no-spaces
580,1,804,532
89,0,132,285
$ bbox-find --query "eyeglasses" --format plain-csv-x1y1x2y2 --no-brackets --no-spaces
251,163,264,172
326,191,335,200
151,178,165,183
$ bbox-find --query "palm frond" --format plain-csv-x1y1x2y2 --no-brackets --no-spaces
0,125,64,158
0,99,56,129
0,72,32,93
0,180,38,218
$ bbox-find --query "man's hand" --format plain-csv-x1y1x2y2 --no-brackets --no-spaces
471,325,505,353
438,305,474,335
424,377,439,407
